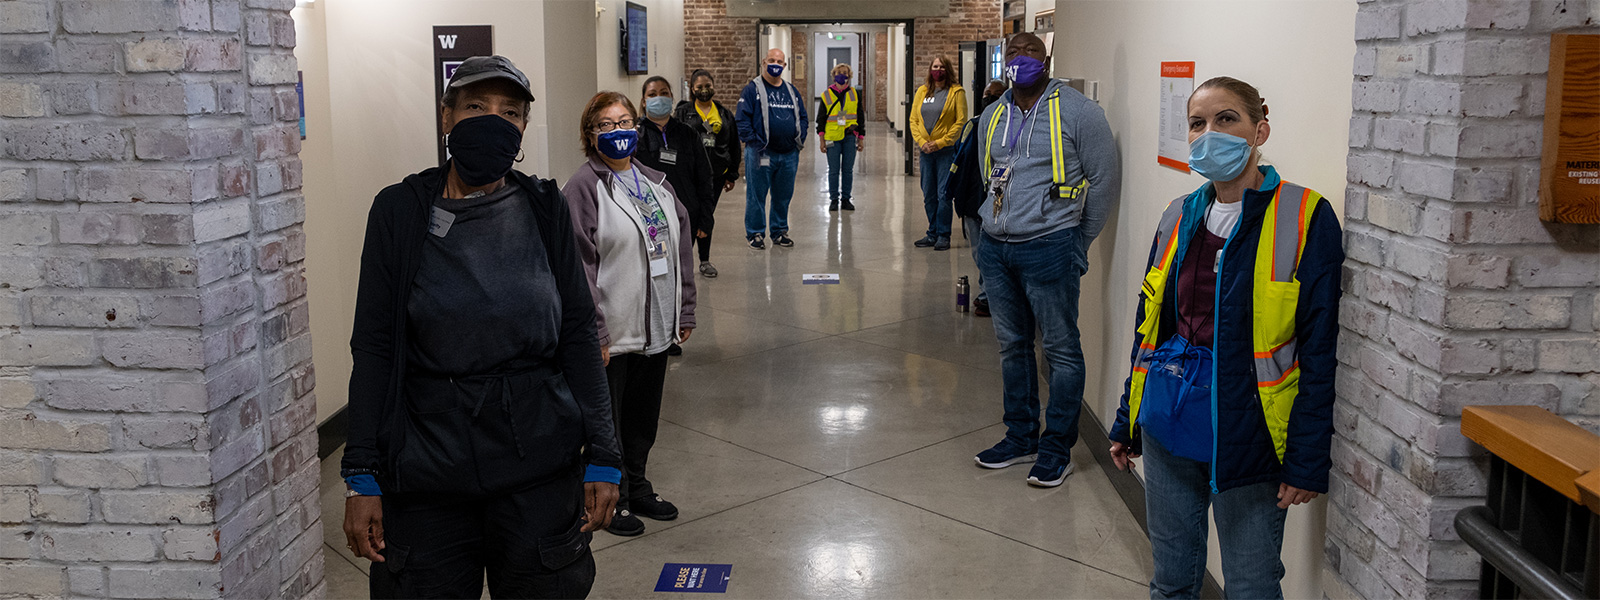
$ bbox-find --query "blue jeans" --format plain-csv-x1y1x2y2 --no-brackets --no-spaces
744,147,799,239
1143,437,1288,600
919,146,956,238
825,138,857,201
974,226,1086,459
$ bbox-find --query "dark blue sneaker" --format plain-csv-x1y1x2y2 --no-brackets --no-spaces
974,439,1037,469
1026,454,1074,487
748,234,765,250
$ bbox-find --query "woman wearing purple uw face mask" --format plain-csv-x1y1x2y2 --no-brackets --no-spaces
1109,77,1343,599
563,91,698,539
815,63,865,211
909,55,967,250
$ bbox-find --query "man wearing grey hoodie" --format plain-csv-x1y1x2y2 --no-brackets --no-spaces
970,33,1121,488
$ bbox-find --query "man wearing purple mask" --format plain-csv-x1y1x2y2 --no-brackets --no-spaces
970,33,1122,489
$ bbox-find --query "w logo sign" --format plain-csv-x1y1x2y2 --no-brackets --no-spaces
1005,65,1018,81
613,140,630,151
438,35,457,49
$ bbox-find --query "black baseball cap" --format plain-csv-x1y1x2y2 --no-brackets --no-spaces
448,55,535,102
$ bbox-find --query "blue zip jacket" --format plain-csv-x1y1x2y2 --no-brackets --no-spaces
1109,166,1344,493
734,78,808,154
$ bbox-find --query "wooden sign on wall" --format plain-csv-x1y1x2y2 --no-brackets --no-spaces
1540,33,1600,223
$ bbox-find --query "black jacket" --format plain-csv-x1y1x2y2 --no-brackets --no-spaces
638,117,717,228
341,167,622,491
946,116,987,220
673,100,742,186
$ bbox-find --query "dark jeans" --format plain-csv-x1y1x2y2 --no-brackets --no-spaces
370,465,595,599
606,351,670,507
919,146,956,238
974,226,1088,460
744,148,799,239
825,138,857,201
1144,437,1288,599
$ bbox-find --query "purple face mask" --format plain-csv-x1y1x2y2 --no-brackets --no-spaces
833,74,849,85
1005,55,1047,88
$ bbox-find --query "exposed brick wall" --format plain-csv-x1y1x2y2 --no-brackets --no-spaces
0,0,322,598
872,31,888,122
1328,1,1599,597
913,0,1002,110
790,29,809,104
682,0,759,104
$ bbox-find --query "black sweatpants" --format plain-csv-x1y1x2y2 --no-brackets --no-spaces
606,351,670,508
369,465,594,599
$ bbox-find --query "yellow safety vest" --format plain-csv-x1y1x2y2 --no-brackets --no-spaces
981,86,1088,203
1125,182,1322,462
822,87,859,142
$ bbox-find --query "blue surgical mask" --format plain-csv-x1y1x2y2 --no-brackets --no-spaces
1188,131,1253,182
598,128,638,160
644,96,674,119
766,63,784,78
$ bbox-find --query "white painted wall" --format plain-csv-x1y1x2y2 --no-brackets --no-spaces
1053,1,1356,597
595,0,685,100
887,24,906,132
294,0,594,425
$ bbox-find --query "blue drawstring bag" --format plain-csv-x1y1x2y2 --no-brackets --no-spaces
1136,335,1215,462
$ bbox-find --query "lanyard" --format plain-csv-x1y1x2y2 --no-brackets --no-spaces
613,166,648,204
1002,103,1034,150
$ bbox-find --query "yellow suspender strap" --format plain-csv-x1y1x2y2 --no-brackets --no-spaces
1048,93,1065,186
982,104,1006,181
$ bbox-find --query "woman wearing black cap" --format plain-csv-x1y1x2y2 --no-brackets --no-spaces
341,55,622,598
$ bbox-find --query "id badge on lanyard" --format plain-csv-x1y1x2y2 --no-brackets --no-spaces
660,149,679,165
990,165,1011,218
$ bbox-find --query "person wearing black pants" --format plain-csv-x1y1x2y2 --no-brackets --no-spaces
341,57,622,599
565,92,698,537
675,69,742,277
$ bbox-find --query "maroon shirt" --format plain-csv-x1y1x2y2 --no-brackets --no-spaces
1175,227,1228,348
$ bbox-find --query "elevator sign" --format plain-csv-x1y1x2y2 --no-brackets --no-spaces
433,25,493,165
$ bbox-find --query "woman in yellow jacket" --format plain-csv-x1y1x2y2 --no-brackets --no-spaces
909,56,967,251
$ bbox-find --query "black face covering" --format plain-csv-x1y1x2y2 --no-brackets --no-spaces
692,89,715,102
446,114,523,186
978,94,1001,114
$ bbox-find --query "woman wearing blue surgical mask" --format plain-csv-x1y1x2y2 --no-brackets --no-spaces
563,91,697,539
1108,77,1344,600
638,76,719,281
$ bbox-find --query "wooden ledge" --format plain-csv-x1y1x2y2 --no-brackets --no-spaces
1461,405,1600,506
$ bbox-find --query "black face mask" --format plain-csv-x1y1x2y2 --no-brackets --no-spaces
692,88,715,102
978,94,1001,113
446,114,523,186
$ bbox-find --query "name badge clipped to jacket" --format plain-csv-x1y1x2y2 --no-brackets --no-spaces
1136,335,1215,462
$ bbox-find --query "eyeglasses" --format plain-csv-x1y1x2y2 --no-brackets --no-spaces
591,118,636,133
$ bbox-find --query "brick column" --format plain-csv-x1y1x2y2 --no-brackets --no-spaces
682,0,759,100
1328,0,1599,597
912,0,1001,99
872,31,889,122
790,31,808,103
0,1,321,598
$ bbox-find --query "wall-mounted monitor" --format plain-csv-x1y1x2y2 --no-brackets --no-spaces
621,2,648,75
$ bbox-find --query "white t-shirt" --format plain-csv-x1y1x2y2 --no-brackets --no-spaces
1206,200,1243,237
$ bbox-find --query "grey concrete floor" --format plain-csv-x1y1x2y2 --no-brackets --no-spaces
318,125,1154,598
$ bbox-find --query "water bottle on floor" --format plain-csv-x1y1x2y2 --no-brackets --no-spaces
956,276,970,313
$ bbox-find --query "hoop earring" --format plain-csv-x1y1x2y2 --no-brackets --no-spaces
515,149,525,163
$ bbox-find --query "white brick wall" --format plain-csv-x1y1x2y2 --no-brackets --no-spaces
0,0,322,597
1329,0,1600,597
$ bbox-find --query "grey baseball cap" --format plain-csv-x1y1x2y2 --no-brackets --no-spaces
448,55,535,102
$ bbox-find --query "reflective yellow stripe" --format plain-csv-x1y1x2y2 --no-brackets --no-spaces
982,104,1005,181
1047,93,1065,186
1250,180,1325,462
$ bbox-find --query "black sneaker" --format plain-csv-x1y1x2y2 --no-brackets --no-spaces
606,509,645,536
772,234,793,247
933,237,950,251
973,298,990,317
748,235,765,250
829,199,839,211
913,235,936,248
840,198,855,211
632,494,679,521
666,343,682,356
